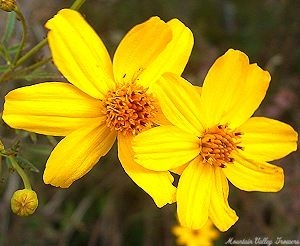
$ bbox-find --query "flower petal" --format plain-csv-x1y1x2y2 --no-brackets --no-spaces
153,104,172,126
133,126,199,171
201,49,270,128
209,168,238,231
153,73,204,135
177,157,213,229
137,18,194,87
223,152,284,192
170,163,189,175
163,18,194,75
46,9,115,99
113,16,172,85
118,134,176,208
3,82,105,136
43,122,116,188
238,117,298,161
113,17,193,88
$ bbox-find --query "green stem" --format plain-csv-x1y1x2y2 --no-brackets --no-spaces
1,57,52,83
13,6,27,65
9,156,31,190
15,38,48,67
0,67,12,83
0,43,10,62
70,0,86,10
0,0,86,83
15,57,52,76
14,0,86,67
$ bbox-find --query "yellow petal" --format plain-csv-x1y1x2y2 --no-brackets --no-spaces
177,157,213,229
43,122,116,187
201,49,270,128
223,152,284,192
209,168,238,231
153,105,172,126
163,18,194,74
133,126,199,171
170,163,189,175
113,16,172,85
238,117,298,161
3,82,105,136
118,134,176,208
153,73,204,135
137,18,194,87
46,9,115,99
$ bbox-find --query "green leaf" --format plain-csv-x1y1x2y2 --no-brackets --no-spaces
0,65,9,73
7,44,21,56
0,42,10,62
1,12,17,44
5,157,13,170
23,143,53,157
15,156,39,173
29,132,38,143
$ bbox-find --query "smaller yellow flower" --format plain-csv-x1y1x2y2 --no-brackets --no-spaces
11,189,38,216
0,0,16,12
173,220,219,246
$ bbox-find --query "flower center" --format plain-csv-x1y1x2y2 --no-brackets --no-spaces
200,125,242,168
103,83,157,136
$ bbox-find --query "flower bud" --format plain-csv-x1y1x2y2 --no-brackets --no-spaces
0,0,16,12
11,189,38,216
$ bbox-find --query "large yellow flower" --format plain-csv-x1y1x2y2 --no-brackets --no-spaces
172,220,219,246
133,49,298,230
2,9,194,207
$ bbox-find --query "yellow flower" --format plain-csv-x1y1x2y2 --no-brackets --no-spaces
2,9,193,207
11,189,38,216
133,49,298,230
172,220,219,246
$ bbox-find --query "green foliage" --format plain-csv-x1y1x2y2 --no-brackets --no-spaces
1,12,16,44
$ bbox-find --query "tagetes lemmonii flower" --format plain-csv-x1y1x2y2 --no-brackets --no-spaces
2,9,194,207
172,220,219,246
133,49,298,230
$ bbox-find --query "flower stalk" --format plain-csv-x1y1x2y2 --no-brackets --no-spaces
0,0,87,84
12,5,27,65
14,0,86,68
70,0,86,11
9,156,32,190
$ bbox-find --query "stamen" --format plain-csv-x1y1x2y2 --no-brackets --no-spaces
200,125,242,168
103,83,157,136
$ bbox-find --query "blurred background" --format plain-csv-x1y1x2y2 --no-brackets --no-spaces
0,0,299,245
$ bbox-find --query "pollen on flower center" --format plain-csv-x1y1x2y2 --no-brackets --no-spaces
103,83,157,136
200,125,242,168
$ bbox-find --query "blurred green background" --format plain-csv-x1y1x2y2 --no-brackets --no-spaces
0,0,299,245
